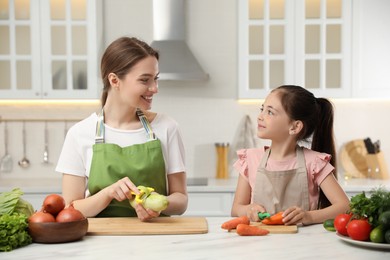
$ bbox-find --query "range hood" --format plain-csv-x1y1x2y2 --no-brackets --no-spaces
151,0,208,81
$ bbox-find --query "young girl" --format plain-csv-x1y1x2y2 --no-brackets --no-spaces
231,85,349,225
56,37,188,221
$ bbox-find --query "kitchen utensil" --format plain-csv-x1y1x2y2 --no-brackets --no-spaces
87,217,208,235
28,218,88,243
42,121,50,164
0,122,13,173
18,121,30,168
363,138,376,154
373,140,381,153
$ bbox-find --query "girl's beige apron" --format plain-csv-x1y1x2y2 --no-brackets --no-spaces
253,146,310,215
88,109,167,217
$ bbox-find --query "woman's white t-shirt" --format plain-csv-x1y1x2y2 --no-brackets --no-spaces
55,113,186,179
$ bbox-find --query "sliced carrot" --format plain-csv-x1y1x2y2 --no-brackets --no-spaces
221,216,250,231
236,224,270,236
261,211,284,225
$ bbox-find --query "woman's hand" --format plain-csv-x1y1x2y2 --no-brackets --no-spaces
246,204,267,222
134,203,160,221
282,206,309,225
104,177,139,202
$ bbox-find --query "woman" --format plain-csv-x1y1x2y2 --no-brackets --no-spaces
56,36,188,221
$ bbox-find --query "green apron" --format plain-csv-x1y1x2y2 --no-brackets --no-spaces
88,108,167,217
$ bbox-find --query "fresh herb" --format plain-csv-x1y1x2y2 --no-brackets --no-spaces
349,187,390,227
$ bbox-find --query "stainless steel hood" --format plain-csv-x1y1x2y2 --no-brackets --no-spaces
151,0,208,81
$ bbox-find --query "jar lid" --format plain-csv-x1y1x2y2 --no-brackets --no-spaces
215,142,230,147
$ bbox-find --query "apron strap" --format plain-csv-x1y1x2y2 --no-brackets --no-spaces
136,108,156,141
95,109,105,144
95,108,156,144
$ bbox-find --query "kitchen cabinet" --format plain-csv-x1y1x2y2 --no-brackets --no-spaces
0,0,103,99
185,192,234,217
238,0,352,99
184,178,237,217
351,0,390,98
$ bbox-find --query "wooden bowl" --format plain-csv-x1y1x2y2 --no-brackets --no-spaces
28,218,88,243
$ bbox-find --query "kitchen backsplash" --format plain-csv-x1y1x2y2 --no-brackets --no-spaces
0,97,389,181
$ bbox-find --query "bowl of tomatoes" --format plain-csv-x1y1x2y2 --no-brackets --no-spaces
28,194,88,243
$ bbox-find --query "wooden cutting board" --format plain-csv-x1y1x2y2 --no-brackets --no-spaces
230,222,298,234
87,217,208,235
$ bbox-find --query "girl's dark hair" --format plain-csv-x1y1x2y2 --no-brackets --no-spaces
272,85,336,209
100,37,159,106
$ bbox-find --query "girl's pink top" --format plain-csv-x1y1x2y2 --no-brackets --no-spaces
233,146,335,210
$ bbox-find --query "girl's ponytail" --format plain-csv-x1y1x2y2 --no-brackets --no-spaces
312,97,337,209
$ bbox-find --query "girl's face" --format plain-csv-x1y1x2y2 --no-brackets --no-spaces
257,91,294,141
116,56,159,110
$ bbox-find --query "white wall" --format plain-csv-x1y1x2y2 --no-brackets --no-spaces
0,0,389,182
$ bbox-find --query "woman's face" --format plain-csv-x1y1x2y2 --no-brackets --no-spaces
257,91,293,141
117,56,159,110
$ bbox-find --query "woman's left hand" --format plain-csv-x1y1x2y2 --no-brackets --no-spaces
134,203,160,222
282,206,307,225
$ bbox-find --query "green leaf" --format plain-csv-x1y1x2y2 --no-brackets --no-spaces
0,213,32,252
0,188,24,216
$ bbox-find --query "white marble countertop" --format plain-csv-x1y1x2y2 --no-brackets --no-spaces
2,217,389,259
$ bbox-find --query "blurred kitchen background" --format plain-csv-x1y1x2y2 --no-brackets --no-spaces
0,0,389,184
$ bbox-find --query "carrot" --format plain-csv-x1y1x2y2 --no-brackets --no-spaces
236,224,270,236
221,216,250,231
261,211,284,225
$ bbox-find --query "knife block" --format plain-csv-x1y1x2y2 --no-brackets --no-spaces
365,152,389,179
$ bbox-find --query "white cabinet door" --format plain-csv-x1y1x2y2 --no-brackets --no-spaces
0,0,102,99
351,0,390,98
185,192,234,217
238,0,352,99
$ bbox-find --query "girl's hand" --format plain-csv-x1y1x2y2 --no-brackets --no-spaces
105,177,139,202
134,203,160,222
282,206,307,225
246,204,267,222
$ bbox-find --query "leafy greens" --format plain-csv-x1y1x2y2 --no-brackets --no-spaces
349,187,390,227
0,188,35,252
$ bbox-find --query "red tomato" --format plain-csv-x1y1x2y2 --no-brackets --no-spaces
334,213,352,236
347,219,372,241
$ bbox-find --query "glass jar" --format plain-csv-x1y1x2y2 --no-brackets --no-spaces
215,143,229,179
